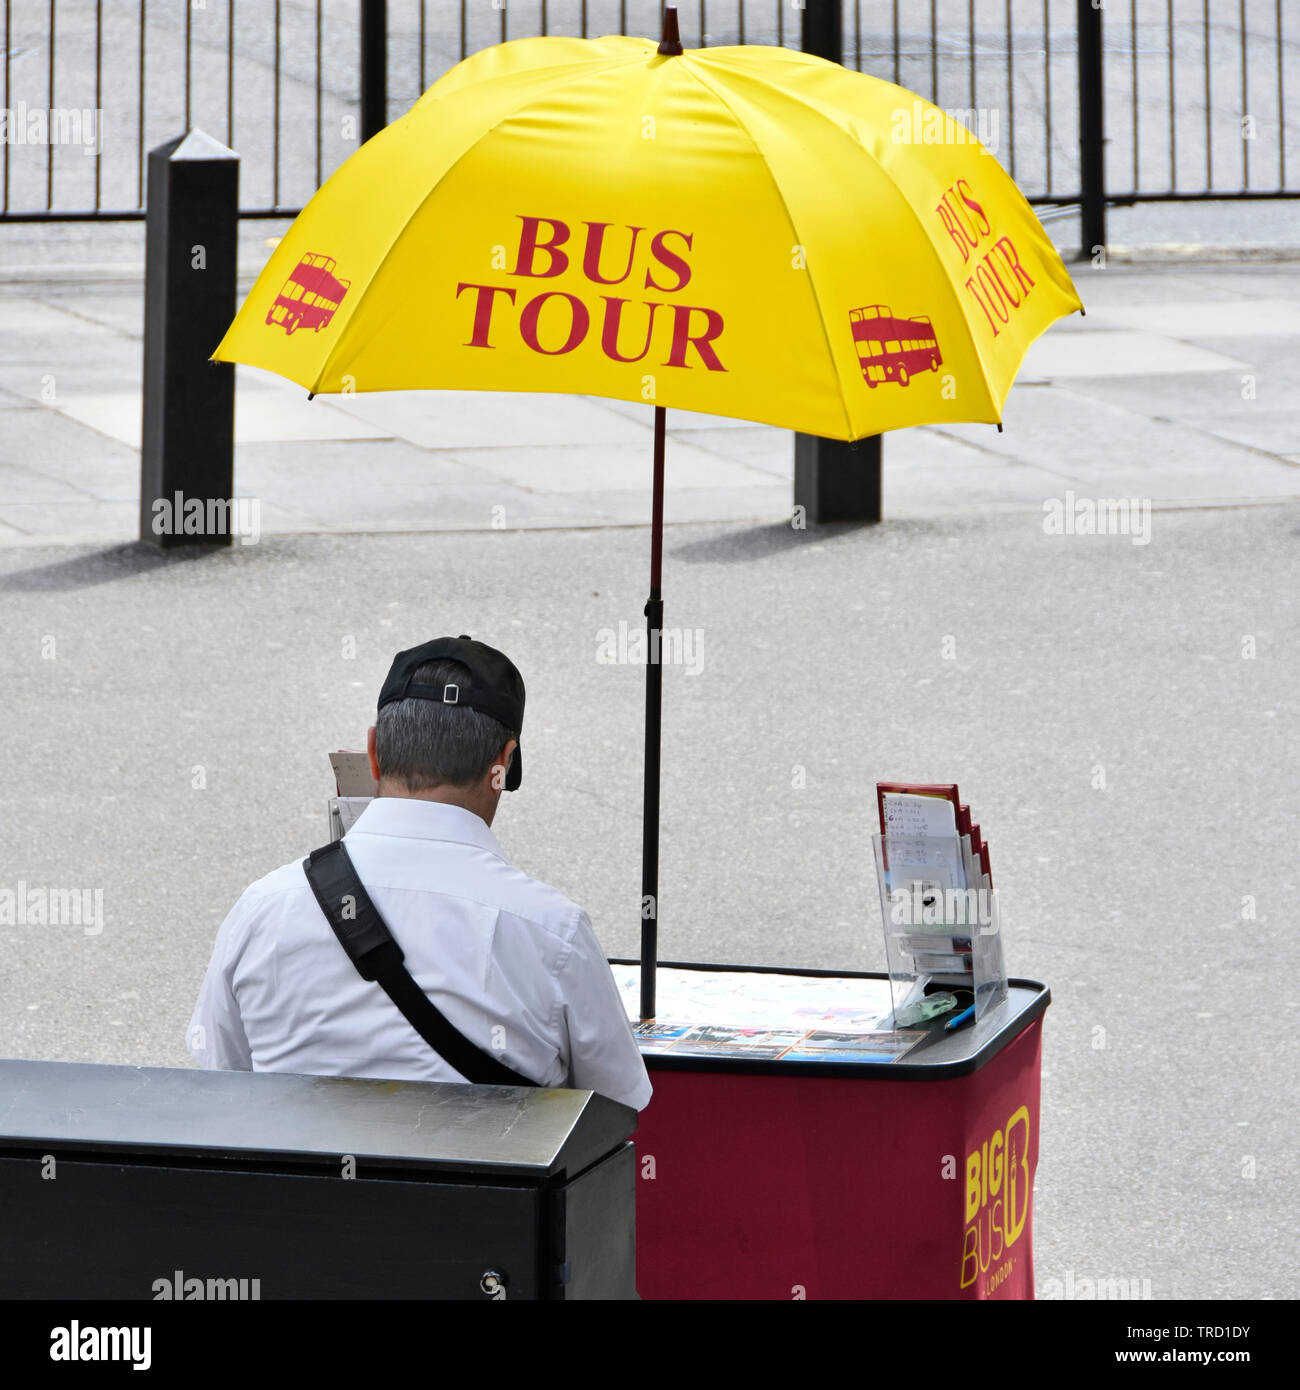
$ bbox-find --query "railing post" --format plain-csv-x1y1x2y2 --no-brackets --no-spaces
800,0,841,59
360,0,388,142
1077,0,1106,258
794,0,881,524
139,130,238,549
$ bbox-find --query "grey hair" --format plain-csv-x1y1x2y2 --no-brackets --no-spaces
375,658,514,791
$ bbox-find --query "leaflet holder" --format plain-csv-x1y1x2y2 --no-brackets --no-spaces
872,832,1008,1024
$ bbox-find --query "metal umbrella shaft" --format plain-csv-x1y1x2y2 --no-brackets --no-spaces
639,404,666,1020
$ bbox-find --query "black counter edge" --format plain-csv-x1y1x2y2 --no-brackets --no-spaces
611,958,1051,1082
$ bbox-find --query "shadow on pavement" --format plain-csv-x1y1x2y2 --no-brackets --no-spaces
669,519,884,564
0,541,229,592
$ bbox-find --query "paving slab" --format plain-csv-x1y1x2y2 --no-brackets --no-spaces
672,425,794,477
1090,298,1300,338
327,386,655,449
0,408,141,500
233,437,482,493
0,463,94,506
1018,328,1251,379
0,498,140,541
935,384,1300,499
464,440,779,493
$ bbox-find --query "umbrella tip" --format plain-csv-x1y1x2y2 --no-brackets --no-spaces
658,5,684,56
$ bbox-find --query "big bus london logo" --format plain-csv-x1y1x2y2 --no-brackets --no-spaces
849,304,942,387
266,252,351,335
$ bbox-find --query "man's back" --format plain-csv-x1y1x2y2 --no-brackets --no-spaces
189,797,651,1111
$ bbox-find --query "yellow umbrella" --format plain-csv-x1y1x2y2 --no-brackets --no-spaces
213,8,1081,1015
215,21,1077,435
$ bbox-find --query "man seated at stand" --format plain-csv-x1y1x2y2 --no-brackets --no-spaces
188,635,651,1112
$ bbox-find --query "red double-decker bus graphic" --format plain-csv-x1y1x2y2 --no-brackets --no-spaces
266,252,351,335
849,304,942,387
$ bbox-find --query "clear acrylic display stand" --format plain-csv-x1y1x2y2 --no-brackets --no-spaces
871,833,1009,1024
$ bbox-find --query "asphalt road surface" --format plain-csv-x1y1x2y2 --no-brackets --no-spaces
0,502,1296,1299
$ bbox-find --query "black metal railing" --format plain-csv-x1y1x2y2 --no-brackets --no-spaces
0,1,1295,245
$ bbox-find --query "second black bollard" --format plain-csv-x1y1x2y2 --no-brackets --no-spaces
139,129,239,549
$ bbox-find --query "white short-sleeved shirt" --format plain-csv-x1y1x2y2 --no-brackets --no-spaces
187,797,652,1111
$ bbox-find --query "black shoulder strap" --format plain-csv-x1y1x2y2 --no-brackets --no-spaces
302,840,538,1088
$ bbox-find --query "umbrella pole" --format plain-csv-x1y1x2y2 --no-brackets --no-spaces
639,404,666,1020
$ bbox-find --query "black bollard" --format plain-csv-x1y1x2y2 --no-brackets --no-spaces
794,433,883,524
795,0,882,524
139,129,238,549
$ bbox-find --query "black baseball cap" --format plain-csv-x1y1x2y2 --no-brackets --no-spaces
377,636,525,791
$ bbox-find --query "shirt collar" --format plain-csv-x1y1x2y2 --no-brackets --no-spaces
345,796,509,862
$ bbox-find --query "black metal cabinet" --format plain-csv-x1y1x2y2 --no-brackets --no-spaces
0,1060,637,1301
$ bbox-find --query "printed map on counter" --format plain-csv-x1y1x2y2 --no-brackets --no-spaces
613,965,927,1064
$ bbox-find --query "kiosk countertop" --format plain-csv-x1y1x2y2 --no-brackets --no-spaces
611,959,1049,1080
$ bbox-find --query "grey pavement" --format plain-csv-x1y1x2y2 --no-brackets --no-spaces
0,231,1298,542
0,505,1296,1301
